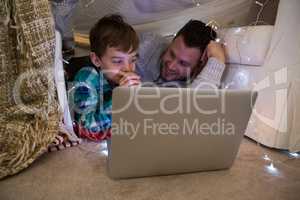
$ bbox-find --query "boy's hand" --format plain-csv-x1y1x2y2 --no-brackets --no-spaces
118,71,141,87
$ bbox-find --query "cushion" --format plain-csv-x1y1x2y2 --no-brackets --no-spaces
218,25,274,66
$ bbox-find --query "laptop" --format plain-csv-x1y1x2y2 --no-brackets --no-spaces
107,87,257,179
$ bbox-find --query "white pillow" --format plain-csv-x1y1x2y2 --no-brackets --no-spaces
218,25,274,66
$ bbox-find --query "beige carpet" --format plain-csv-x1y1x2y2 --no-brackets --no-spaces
0,137,299,200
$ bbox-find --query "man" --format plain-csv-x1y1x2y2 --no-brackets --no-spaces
136,20,226,88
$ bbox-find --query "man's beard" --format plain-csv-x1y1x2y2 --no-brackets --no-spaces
160,63,187,82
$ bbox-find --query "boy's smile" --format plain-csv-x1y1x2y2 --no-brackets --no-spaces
91,47,139,84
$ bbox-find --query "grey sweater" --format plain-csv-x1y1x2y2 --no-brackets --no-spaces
136,32,225,89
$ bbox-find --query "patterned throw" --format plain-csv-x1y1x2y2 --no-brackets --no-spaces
0,0,60,179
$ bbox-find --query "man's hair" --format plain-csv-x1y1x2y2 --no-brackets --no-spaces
89,14,139,57
175,20,217,53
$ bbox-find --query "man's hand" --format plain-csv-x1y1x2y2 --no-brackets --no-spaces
201,41,226,64
118,71,141,87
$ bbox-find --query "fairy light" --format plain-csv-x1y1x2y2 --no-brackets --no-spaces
100,150,108,156
206,20,220,30
206,20,222,44
211,25,219,31
254,0,270,25
61,58,69,64
84,0,95,8
234,27,242,33
193,0,201,7
261,150,279,175
263,154,271,161
265,162,279,175
99,141,108,156
255,1,264,7
224,81,235,89
289,152,299,158
100,141,108,150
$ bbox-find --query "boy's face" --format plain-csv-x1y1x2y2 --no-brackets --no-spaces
91,47,138,84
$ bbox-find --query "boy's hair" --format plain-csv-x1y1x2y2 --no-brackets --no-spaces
89,14,139,57
175,20,217,53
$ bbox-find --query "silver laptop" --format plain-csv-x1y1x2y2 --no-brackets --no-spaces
107,87,257,179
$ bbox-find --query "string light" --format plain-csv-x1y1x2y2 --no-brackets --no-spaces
205,20,220,30
84,0,95,8
254,0,270,25
262,151,280,176
100,150,108,156
265,162,279,175
60,58,69,64
289,152,299,158
193,0,201,7
255,1,264,7
100,141,108,156
100,141,107,150
263,154,271,161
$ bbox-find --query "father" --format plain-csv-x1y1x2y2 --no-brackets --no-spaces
136,20,226,88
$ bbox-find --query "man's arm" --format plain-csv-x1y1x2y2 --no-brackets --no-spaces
205,41,226,64
189,41,226,89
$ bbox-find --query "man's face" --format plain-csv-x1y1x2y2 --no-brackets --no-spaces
161,35,202,81
95,47,138,84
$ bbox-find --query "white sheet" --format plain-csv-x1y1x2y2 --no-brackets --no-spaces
74,0,252,36
54,31,80,142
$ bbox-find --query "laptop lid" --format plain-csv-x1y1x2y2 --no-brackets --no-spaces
107,87,257,179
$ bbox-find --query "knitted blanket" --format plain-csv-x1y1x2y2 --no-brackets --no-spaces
0,0,60,179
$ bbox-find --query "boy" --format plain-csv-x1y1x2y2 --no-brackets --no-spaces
70,14,140,141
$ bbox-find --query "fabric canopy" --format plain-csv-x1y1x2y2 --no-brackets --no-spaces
74,0,253,35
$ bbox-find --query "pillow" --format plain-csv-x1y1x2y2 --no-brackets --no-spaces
218,25,274,66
